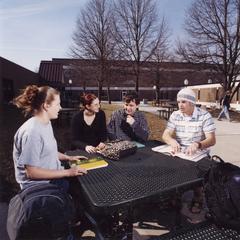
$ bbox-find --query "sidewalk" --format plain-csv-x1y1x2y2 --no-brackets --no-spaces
211,119,240,166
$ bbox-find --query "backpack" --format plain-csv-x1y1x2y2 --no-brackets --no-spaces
7,183,75,240
204,155,240,230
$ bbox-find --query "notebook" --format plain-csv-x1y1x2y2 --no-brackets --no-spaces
151,144,208,162
70,157,108,170
132,141,145,148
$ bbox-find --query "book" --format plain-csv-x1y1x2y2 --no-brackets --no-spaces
70,157,108,170
132,141,145,148
151,144,208,162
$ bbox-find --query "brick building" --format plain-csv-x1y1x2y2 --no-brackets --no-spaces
39,58,224,103
1,56,238,109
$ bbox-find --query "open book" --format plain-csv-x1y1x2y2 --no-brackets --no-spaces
70,157,108,170
151,144,208,162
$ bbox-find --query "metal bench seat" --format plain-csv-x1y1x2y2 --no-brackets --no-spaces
157,109,168,120
150,222,240,240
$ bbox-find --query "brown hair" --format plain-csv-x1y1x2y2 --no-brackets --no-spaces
80,93,97,108
124,91,140,105
12,85,59,116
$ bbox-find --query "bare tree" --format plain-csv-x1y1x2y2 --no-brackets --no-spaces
70,0,115,101
150,18,171,104
113,0,168,92
176,0,240,99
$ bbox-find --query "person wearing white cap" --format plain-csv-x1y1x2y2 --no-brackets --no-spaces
162,87,216,214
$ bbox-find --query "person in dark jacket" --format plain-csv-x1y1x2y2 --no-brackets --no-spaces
217,90,231,122
71,93,107,153
107,91,149,143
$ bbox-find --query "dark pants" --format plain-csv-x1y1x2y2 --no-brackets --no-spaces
52,177,85,223
51,178,70,193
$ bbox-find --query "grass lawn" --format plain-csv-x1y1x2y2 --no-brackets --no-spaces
54,103,167,152
101,103,167,141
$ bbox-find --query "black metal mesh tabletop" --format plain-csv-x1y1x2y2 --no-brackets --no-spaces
72,147,209,214
151,223,240,240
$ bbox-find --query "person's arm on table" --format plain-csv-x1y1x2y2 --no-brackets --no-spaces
25,165,87,180
162,128,181,154
185,132,216,155
58,152,87,161
162,112,181,154
96,142,105,151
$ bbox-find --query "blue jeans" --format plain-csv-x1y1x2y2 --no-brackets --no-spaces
50,178,70,193
218,105,230,120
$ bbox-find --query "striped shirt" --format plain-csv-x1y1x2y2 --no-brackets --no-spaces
107,109,149,142
167,107,216,147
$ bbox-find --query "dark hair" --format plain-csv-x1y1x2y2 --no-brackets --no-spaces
12,85,59,116
124,91,140,105
80,93,97,108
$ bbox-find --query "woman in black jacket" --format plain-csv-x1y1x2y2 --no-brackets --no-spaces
71,93,107,153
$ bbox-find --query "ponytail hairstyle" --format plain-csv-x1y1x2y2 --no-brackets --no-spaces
12,85,59,116
80,93,97,109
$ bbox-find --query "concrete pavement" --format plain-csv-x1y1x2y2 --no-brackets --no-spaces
211,119,240,166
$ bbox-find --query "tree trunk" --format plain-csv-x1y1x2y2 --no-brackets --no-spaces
155,68,161,104
135,64,140,93
107,84,111,104
98,81,103,102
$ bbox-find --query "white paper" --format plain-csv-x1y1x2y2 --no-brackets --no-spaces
151,144,208,162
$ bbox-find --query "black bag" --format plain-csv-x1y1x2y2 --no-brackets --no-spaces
7,183,75,240
204,155,240,230
98,140,137,160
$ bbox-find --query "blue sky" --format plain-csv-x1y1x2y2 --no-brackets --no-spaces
0,0,193,72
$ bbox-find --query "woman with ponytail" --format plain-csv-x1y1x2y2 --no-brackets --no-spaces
71,93,107,153
12,85,87,190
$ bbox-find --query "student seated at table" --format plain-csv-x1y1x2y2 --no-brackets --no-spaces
71,93,107,153
162,88,216,214
12,85,87,191
107,91,149,143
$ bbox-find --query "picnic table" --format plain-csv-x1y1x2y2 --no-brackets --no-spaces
158,99,171,106
67,141,211,239
150,221,240,240
157,105,178,120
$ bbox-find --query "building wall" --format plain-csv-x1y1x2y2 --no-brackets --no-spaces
191,85,240,104
39,58,224,102
0,57,39,107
